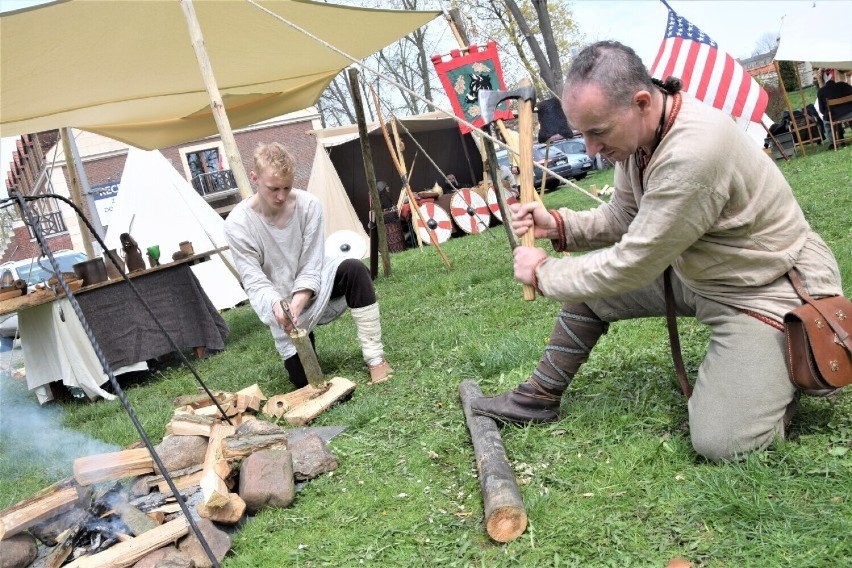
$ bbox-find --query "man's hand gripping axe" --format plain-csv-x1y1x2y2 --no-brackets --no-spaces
478,86,538,300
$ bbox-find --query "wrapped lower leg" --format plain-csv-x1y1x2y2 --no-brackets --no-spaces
351,303,392,382
471,303,607,424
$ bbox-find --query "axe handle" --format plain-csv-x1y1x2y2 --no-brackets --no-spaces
517,99,537,301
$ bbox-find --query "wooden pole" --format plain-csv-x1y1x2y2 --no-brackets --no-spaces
774,61,807,157
762,122,790,161
348,67,390,277
60,129,96,259
458,380,527,543
180,0,253,200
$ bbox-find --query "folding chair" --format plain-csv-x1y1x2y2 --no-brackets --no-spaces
826,94,852,150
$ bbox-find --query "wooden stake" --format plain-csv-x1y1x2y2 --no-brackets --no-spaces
458,380,527,543
774,60,807,157
64,517,189,568
516,94,537,301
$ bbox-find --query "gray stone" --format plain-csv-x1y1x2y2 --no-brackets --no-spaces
177,519,230,568
153,436,208,474
132,546,195,568
238,449,295,513
129,475,152,497
288,432,338,481
131,546,174,568
0,533,37,568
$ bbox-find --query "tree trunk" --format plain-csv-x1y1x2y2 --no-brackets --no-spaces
503,0,557,93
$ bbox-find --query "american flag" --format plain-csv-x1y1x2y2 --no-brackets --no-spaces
649,1,768,123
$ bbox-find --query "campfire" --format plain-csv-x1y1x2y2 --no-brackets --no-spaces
0,379,355,567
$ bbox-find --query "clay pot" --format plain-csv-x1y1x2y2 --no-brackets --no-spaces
179,241,194,255
73,258,108,286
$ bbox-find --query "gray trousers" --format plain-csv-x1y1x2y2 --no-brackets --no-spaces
586,273,800,461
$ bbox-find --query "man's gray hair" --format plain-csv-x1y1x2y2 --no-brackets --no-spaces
564,41,655,108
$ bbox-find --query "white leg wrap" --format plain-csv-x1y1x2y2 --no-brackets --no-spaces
350,303,384,364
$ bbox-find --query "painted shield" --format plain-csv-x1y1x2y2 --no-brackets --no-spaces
486,186,518,223
449,189,491,234
415,202,453,245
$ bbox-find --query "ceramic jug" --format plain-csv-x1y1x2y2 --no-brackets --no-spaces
120,233,146,273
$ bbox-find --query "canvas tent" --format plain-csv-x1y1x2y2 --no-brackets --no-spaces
312,112,484,229
774,2,852,70
0,0,439,149
104,148,247,311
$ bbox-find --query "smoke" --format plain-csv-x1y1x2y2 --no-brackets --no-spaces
0,353,120,480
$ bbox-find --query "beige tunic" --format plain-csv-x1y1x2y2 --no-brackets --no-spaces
537,94,841,320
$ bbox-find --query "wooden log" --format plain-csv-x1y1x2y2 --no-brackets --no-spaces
235,384,266,413
146,465,203,488
200,423,236,509
146,510,165,524
221,432,288,460
114,500,159,536
73,448,153,486
64,517,189,568
156,470,204,494
0,485,85,540
43,518,85,568
284,376,356,426
458,380,528,543
197,492,246,525
262,384,326,418
166,413,216,437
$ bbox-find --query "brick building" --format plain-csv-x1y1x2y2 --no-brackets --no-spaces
2,108,321,263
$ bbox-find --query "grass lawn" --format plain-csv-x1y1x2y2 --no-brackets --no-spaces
1,142,850,566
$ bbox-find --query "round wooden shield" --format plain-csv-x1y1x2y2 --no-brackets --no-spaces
415,202,453,245
449,189,491,234
487,186,519,223
325,229,368,260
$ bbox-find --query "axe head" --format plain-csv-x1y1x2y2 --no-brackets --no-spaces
479,86,536,127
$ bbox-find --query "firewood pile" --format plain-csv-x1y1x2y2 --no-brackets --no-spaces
0,379,356,568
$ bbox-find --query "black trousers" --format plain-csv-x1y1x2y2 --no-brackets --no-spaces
284,259,375,387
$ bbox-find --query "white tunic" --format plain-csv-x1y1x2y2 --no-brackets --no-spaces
223,190,346,360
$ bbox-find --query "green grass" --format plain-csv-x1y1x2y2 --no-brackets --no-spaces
2,144,850,567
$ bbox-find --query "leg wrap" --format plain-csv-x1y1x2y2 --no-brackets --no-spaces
350,302,385,364
530,303,608,395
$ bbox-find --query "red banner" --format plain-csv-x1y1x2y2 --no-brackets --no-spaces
431,41,515,134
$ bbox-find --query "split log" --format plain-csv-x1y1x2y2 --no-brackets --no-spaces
458,380,528,543
146,465,203,488
0,484,85,540
200,423,235,509
235,384,266,413
73,448,153,486
221,432,288,460
197,493,246,524
42,518,86,568
156,470,204,494
193,402,238,418
64,516,189,568
166,413,216,437
114,500,159,536
146,510,165,524
172,391,232,409
262,384,326,418
284,376,357,426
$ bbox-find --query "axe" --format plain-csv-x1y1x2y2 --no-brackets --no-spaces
479,86,538,301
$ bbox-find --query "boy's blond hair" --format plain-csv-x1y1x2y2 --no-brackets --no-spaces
253,142,295,178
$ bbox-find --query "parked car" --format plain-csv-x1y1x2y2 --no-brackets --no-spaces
496,141,593,192
0,250,89,343
548,137,595,180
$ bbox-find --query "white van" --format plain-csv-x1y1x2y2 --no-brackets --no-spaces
0,250,88,290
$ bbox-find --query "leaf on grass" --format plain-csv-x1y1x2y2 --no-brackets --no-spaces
828,447,849,457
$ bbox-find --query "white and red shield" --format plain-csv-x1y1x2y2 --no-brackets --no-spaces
415,202,453,245
449,189,491,234
487,186,518,223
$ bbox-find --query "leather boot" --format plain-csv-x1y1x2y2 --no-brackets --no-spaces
471,303,608,424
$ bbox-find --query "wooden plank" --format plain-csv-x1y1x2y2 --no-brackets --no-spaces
73,448,153,486
166,414,216,437
284,376,357,426
64,517,189,568
0,485,83,540
156,470,204,494
458,380,527,543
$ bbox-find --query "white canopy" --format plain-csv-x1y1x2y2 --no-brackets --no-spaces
775,2,852,69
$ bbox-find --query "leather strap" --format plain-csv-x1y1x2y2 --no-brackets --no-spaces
787,269,852,352
664,267,693,399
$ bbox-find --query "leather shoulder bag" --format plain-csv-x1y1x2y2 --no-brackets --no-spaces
784,269,852,391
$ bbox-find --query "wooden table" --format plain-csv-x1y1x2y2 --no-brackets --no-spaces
11,250,230,403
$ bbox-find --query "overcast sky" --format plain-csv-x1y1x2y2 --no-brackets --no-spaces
0,0,831,190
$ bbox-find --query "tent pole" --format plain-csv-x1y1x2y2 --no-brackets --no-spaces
774,61,807,157
348,67,391,277
180,0,253,201
60,128,101,258
761,122,790,161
